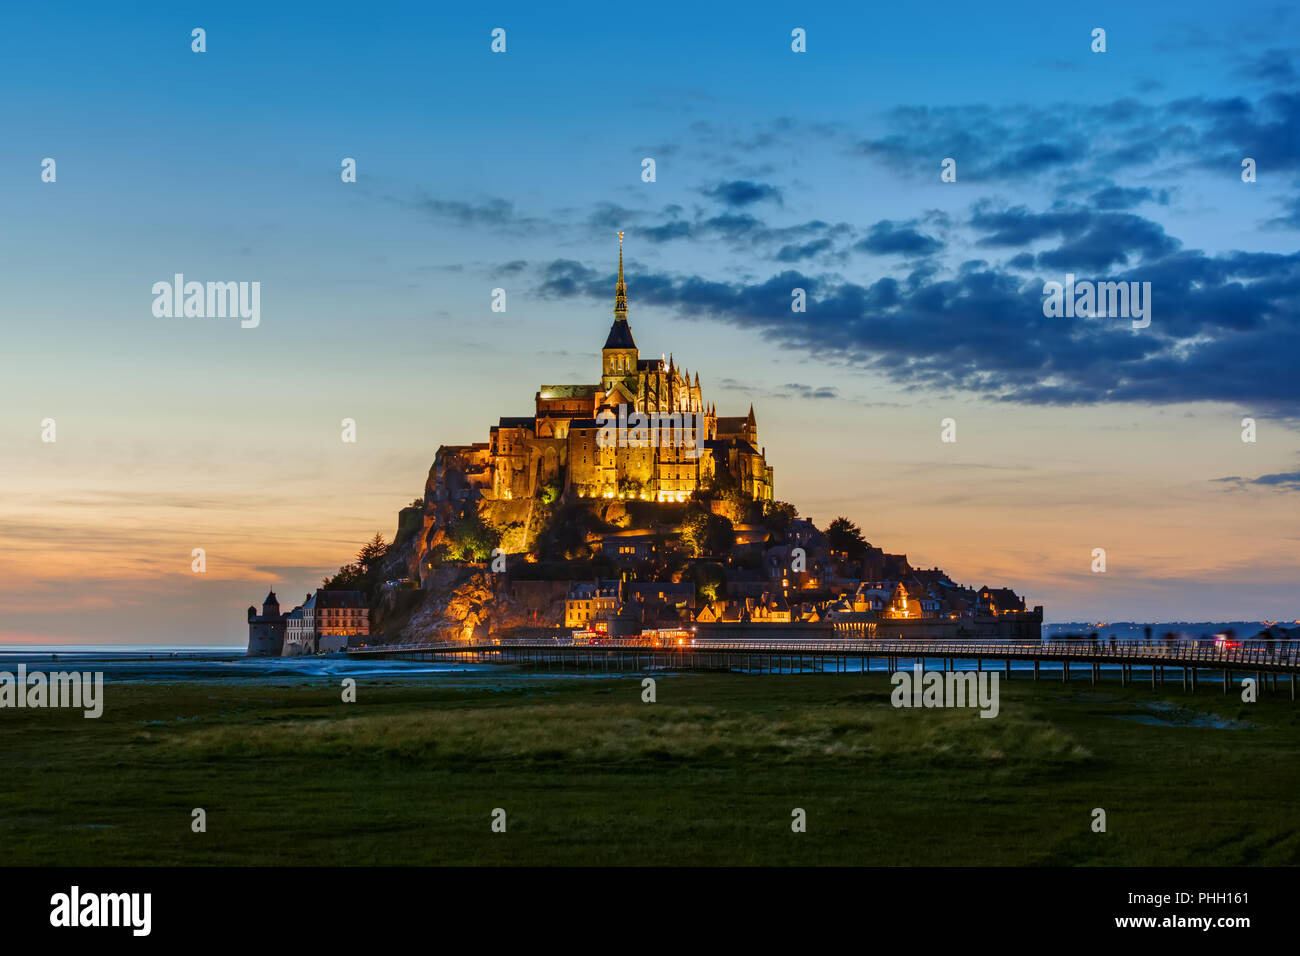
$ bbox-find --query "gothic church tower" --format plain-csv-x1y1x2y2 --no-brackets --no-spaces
601,233,638,400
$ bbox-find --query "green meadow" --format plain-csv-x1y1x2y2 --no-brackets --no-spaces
3,673,1297,865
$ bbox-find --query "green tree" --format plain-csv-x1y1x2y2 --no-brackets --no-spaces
762,500,798,534
681,508,734,557
694,563,726,604
826,517,867,557
449,513,502,562
539,478,563,505
323,532,391,593
322,562,364,590
357,533,388,570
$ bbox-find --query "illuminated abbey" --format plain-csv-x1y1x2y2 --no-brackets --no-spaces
439,239,774,504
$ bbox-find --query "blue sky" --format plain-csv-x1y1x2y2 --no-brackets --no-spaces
1,1,1298,642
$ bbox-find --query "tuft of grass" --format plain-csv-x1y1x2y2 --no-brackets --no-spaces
152,700,1091,768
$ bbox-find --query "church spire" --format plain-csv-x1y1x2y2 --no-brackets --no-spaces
602,233,637,351
614,231,628,320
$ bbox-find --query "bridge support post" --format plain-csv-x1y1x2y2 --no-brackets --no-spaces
1151,665,1156,689
978,658,982,672
1090,663,1096,686
1033,660,1039,681
1292,673,1296,700
1191,667,1197,693
1063,661,1068,683
1005,659,1011,680
1223,669,1229,694
1182,667,1187,692
1256,671,1263,695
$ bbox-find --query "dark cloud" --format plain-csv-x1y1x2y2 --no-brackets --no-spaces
1216,471,1300,492
776,238,833,262
633,212,852,265
970,203,1181,270
714,379,838,401
702,180,783,207
1253,471,1300,488
852,90,1300,181
1264,195,1300,230
855,220,943,257
642,220,694,242
1089,185,1163,210
1234,49,1297,86
536,259,600,298
530,219,1300,415
587,202,644,230
397,195,543,233
992,142,1077,176
776,383,839,400
701,213,765,239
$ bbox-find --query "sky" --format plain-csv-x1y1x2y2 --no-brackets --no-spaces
1,1,1298,643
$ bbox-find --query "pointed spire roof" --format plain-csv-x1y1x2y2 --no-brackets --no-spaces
747,403,756,423
603,234,637,350
614,236,627,319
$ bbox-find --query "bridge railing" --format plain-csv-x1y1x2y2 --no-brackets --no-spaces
350,637,1300,667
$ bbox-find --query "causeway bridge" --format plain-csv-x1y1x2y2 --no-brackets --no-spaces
349,636,1300,697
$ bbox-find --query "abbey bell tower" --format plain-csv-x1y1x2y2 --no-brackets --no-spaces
601,232,638,396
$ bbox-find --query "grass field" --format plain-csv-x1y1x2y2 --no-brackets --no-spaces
2,672,1297,865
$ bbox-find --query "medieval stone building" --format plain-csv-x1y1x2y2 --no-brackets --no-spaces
245,590,285,657
246,588,369,656
437,241,774,505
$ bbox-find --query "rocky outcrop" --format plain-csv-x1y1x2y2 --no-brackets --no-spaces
399,568,569,642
